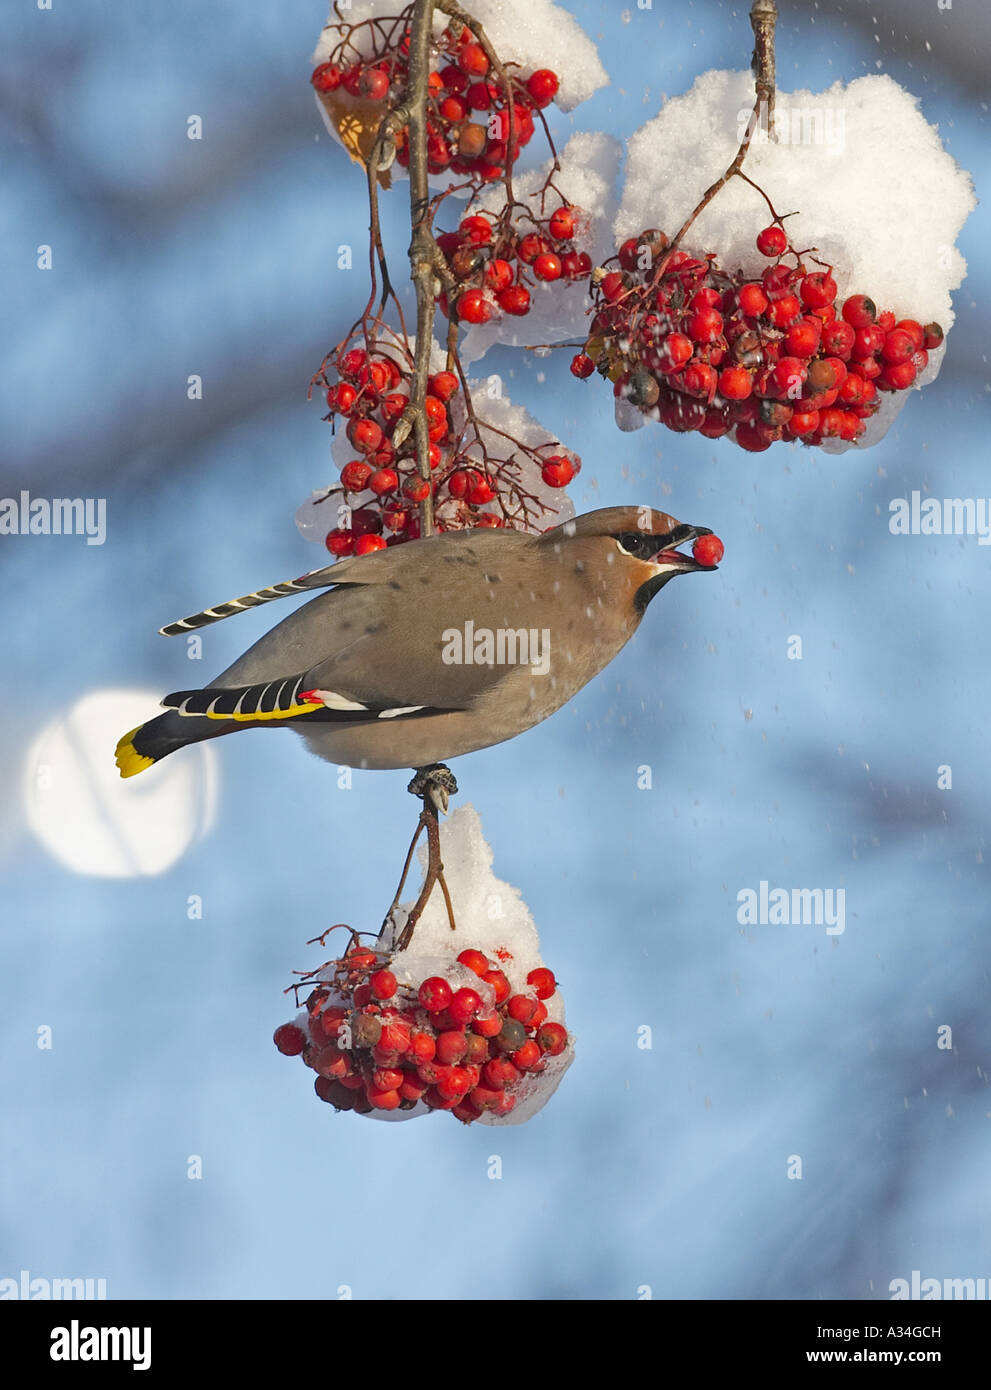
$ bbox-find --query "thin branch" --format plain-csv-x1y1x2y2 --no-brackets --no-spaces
397,0,438,537
750,0,778,139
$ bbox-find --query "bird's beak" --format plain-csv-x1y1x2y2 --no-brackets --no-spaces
652,524,718,572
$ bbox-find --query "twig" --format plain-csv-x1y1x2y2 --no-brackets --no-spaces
399,0,439,537
750,0,778,139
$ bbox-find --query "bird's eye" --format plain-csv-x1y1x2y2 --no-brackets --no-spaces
616,533,654,559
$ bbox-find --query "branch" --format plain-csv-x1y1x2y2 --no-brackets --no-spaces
750,0,777,139
401,0,438,537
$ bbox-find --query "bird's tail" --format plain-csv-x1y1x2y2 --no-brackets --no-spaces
115,710,224,779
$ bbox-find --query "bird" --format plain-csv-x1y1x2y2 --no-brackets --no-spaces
115,504,721,778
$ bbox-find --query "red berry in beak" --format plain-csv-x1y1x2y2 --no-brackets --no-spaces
692,534,724,567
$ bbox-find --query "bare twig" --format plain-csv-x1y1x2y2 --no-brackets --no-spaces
400,0,439,537
750,0,778,139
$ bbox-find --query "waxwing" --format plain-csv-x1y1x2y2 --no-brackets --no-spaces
115,505,720,776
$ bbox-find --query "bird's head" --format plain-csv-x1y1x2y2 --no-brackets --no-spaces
543,505,723,612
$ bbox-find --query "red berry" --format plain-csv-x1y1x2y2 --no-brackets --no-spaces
526,967,556,999
482,969,511,1004
339,460,371,492
533,252,562,281
536,1021,568,1056
784,317,822,358
842,295,877,329
820,320,855,358
348,418,383,454
526,68,559,107
499,285,531,316
458,42,489,77
512,1039,542,1070
880,360,917,390
771,356,808,398
561,250,592,279
448,987,483,1026
311,63,342,93
365,467,395,497
687,307,724,343
549,207,576,239
368,1087,401,1110
457,948,490,976
325,527,355,557
273,1023,305,1056
418,976,453,1012
505,994,536,1025
922,322,944,350
600,271,627,302
472,1011,503,1038
876,310,896,333
881,328,915,365
787,409,820,437
466,80,496,110
435,1030,468,1065
541,456,575,488
428,371,459,402
570,353,595,379
767,294,801,328
660,333,693,372
359,69,390,101
799,272,837,309
458,289,492,324
516,232,546,264
369,968,397,1000
692,534,724,567
895,319,924,350
482,1056,519,1090
718,366,752,401
734,421,773,452
484,258,514,293
410,1030,436,1061
440,63,467,94
737,282,769,316
459,214,492,246
466,474,496,505
756,225,788,256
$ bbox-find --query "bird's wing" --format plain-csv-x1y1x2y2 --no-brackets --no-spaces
161,671,449,727
202,531,542,712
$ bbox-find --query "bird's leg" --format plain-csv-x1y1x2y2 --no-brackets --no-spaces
392,764,459,952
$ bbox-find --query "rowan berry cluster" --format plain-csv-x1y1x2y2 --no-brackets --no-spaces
274,939,569,1124
320,342,580,556
311,20,560,196
437,205,592,326
572,223,944,451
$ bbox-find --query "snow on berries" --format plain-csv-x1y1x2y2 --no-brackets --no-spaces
274,807,575,1125
573,223,945,451
311,0,605,193
612,70,975,452
295,339,580,550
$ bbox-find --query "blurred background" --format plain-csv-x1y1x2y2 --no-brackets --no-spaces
1,0,988,1300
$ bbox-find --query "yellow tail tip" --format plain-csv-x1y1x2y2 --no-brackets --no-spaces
115,726,156,779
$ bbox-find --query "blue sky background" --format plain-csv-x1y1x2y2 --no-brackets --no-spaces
1,0,988,1300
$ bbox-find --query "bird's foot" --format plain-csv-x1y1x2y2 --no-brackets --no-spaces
407,763,458,815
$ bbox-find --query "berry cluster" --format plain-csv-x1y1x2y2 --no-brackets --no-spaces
274,940,570,1124
320,343,581,556
436,206,592,327
572,224,944,451
311,20,560,196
